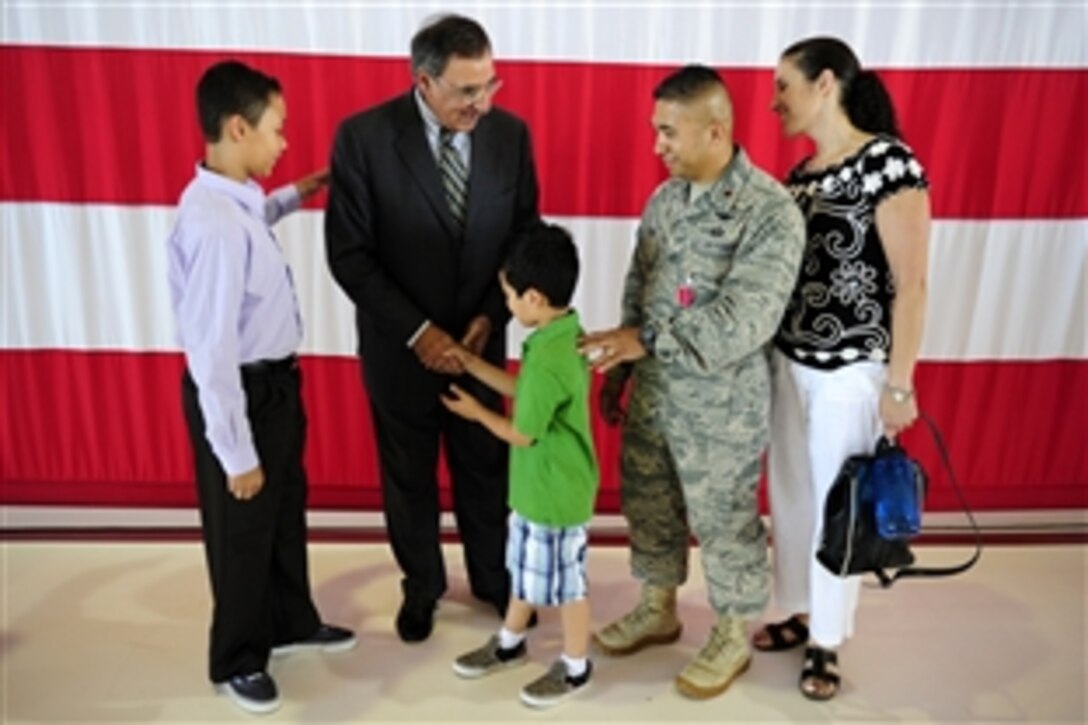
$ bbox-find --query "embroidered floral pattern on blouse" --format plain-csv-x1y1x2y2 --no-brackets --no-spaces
830,260,879,305
775,136,929,370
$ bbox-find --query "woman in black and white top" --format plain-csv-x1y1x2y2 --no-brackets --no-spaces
753,37,932,700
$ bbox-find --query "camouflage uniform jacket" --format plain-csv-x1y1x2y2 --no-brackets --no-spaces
615,146,805,440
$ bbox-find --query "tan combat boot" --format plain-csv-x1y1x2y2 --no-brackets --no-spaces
674,615,751,699
593,585,682,656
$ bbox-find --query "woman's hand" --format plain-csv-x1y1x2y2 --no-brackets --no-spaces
880,385,918,438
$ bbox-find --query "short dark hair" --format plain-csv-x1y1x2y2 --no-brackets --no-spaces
782,36,900,137
653,64,725,102
502,223,580,308
410,14,491,77
196,60,282,142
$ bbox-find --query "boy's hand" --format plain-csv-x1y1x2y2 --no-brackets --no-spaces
441,383,483,420
442,344,473,369
228,466,265,501
294,168,330,200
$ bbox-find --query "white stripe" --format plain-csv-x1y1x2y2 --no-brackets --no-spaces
2,203,1085,360
925,219,1087,361
3,2,1084,68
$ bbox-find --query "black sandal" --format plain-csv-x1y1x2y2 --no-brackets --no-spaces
800,646,841,701
753,615,809,652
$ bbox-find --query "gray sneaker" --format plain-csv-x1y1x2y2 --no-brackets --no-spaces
452,635,528,679
520,659,593,708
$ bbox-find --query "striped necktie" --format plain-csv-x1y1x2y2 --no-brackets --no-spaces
439,128,468,228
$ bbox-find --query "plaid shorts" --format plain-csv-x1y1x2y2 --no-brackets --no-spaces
506,512,589,607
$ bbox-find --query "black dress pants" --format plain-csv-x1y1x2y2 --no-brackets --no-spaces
182,363,320,683
366,373,510,606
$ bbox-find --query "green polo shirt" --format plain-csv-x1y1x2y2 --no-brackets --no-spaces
510,310,599,527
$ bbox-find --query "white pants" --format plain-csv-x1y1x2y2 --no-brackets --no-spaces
767,350,885,648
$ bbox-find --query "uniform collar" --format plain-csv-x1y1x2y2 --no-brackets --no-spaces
704,145,752,213
673,145,753,215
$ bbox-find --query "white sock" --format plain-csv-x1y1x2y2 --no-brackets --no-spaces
498,627,525,650
561,653,587,678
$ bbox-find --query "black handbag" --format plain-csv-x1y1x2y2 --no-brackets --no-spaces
816,414,982,587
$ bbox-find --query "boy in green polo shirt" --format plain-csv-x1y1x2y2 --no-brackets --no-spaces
440,223,599,709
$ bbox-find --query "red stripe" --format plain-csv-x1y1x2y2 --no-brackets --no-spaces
2,45,1084,218
2,350,1085,510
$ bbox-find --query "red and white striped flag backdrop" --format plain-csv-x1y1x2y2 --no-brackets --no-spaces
2,3,1085,513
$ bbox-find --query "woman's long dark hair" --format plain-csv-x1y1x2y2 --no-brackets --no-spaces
783,36,900,138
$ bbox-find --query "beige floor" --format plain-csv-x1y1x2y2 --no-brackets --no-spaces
1,541,1084,724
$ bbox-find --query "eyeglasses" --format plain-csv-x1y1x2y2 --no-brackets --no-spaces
433,75,503,104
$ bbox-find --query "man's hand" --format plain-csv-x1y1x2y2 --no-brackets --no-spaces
599,376,627,427
294,168,330,200
579,327,646,373
228,466,264,501
440,383,484,421
461,315,492,357
413,324,463,374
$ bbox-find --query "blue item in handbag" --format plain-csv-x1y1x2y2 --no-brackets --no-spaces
870,438,924,540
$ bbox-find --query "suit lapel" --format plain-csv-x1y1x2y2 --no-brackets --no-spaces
392,93,460,240
464,116,501,241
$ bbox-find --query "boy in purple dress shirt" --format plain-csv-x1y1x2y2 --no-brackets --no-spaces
167,60,354,715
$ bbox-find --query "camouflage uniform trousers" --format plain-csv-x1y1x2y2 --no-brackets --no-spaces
619,353,771,618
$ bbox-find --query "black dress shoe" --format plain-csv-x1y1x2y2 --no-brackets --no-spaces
396,597,436,642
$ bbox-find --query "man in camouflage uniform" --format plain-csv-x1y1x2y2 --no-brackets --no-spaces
580,65,804,699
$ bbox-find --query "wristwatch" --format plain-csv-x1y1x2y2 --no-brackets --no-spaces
884,383,914,404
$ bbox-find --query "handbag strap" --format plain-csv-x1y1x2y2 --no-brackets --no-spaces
879,412,983,586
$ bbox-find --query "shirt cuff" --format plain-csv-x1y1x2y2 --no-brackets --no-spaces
265,184,302,223
406,319,430,348
218,442,260,478
271,184,302,212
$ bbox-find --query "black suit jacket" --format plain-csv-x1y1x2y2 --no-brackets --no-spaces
326,91,540,411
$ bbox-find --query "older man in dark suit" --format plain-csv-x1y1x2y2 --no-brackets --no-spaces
325,14,540,643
